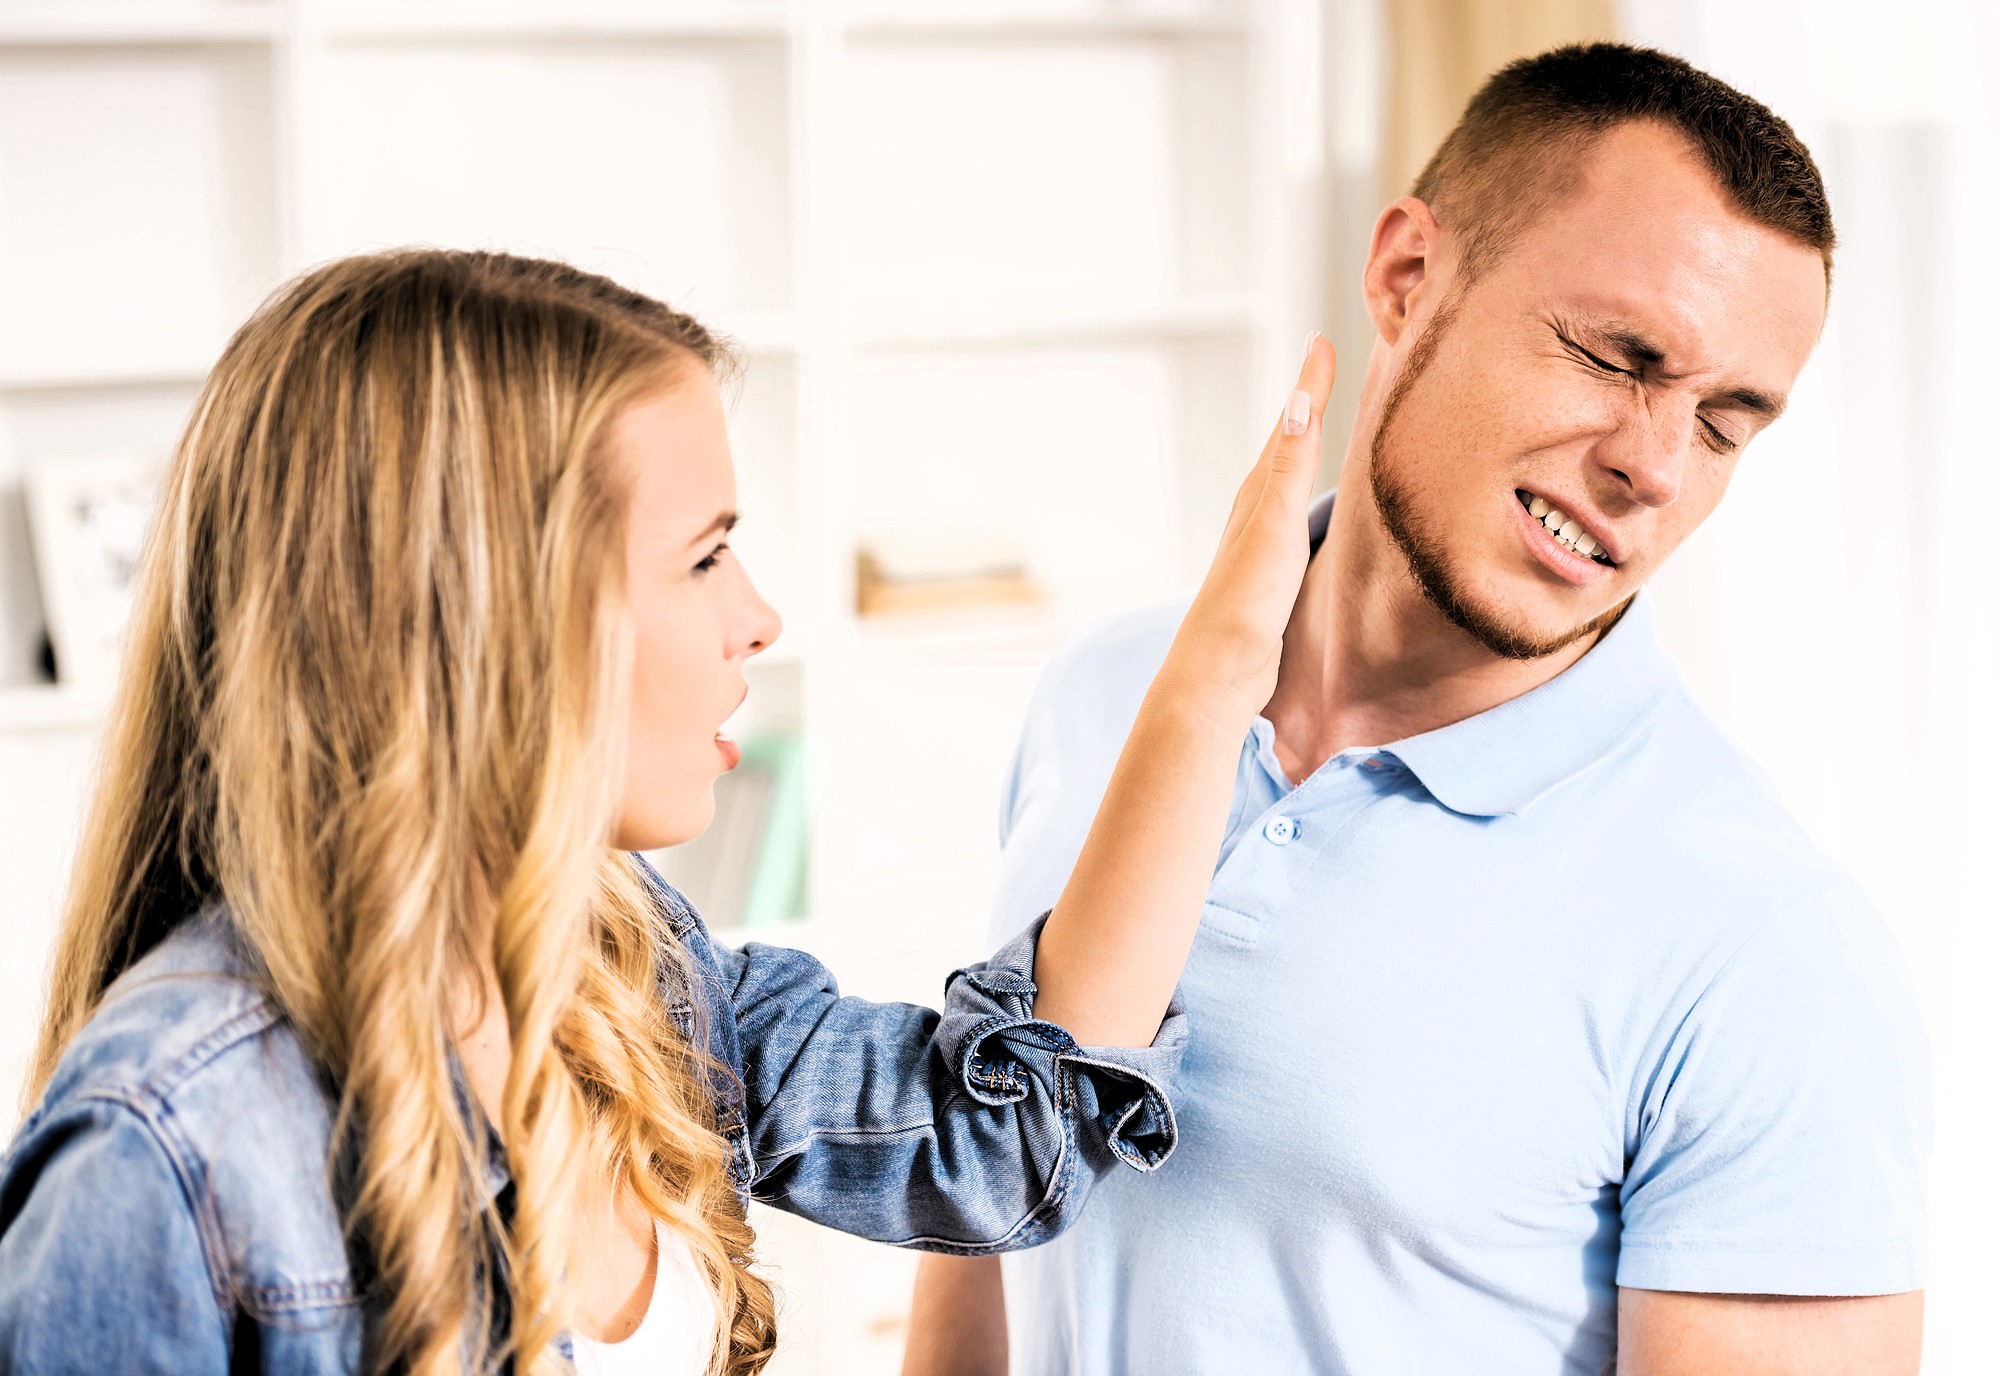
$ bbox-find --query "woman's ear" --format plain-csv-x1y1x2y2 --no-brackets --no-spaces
1362,197,1443,347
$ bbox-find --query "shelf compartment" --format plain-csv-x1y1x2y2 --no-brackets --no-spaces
844,4,1248,43
838,347,1187,631
802,651,1044,952
851,297,1257,353
0,5,282,47
0,684,111,732
0,381,200,689
0,365,211,396
0,42,281,382
722,355,805,640
835,33,1254,339
712,308,798,356
317,3,791,44
301,34,794,318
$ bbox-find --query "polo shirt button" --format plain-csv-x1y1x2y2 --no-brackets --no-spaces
1263,815,1298,845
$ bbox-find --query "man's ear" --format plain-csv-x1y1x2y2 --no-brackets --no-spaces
1363,198,1443,347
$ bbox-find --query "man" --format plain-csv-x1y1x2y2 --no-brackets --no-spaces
903,43,1930,1376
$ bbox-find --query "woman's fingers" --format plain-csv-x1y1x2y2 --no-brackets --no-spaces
1257,333,1336,523
1222,333,1338,547
1273,333,1337,478
1169,333,1336,719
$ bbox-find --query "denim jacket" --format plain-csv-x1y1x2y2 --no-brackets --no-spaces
0,869,1185,1373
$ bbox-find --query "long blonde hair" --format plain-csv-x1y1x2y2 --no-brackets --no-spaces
26,250,777,1375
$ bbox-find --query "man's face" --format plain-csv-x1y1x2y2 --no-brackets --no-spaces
1366,120,1829,660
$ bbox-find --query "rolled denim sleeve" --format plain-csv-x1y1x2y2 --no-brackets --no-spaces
709,913,1185,1254
0,1100,230,1372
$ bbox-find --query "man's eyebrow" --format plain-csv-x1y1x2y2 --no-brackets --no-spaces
1597,325,1669,371
1585,320,1786,419
1714,385,1786,419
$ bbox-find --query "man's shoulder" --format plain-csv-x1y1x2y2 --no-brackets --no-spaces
1051,595,1190,679
1589,679,1861,920
1025,596,1191,734
987,598,1194,937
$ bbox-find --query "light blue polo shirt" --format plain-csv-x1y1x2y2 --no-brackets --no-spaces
991,500,1931,1374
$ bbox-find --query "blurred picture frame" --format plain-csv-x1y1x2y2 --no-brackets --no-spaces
22,456,161,688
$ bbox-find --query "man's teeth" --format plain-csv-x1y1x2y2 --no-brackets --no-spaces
1520,492,1606,562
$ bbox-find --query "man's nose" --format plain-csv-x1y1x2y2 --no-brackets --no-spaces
1595,397,1689,509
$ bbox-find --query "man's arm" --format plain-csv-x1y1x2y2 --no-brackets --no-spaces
903,1255,1006,1376
1613,883,1930,1366
1617,1289,1922,1375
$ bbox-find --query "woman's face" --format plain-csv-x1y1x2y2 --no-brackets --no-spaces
609,370,781,852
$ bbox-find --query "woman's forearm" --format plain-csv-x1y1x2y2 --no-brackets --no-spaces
1032,683,1249,1047
1028,333,1335,1050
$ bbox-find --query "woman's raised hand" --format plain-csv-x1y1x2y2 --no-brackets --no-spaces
1030,334,1334,1050
1163,332,1337,727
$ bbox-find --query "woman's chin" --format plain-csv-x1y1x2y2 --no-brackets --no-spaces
611,793,714,853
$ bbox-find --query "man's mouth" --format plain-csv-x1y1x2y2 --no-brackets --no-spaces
1516,490,1615,567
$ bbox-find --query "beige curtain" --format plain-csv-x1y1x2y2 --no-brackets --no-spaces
1382,0,1618,204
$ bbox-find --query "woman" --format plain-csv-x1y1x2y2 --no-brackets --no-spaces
0,251,1334,1375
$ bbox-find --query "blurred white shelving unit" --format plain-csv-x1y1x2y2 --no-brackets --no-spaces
0,1,1324,1369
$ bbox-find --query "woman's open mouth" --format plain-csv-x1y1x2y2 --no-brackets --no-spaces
715,731,741,770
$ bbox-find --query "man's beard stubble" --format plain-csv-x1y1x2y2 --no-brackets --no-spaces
1366,295,1628,663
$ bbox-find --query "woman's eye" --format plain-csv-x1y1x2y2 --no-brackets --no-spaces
694,542,730,574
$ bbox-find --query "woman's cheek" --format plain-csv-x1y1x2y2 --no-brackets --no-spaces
615,635,710,848
614,706,717,851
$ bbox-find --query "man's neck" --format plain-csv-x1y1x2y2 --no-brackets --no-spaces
1262,494,1601,786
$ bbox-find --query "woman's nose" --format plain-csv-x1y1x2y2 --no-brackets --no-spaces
738,577,783,658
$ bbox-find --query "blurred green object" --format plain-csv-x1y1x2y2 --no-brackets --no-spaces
641,728,808,930
737,731,807,927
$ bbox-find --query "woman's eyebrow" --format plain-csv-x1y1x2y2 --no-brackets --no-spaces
683,511,740,549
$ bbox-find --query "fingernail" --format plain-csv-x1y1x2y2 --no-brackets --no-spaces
1283,389,1310,436
1304,330,1320,361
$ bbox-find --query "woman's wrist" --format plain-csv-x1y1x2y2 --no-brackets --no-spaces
1136,676,1256,756
1143,649,1271,738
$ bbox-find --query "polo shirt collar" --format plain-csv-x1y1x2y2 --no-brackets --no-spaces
1303,492,1680,818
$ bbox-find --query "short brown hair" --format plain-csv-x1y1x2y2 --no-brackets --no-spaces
1413,43,1834,282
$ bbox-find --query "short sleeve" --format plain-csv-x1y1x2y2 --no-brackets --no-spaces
982,618,1159,953
986,657,1072,951
0,1099,231,1371
1618,878,1933,1295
